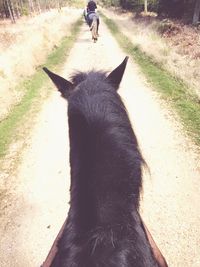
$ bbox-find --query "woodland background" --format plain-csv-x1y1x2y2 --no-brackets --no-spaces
1,0,200,24
101,0,200,24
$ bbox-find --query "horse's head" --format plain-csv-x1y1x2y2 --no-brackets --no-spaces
43,57,128,101
42,56,169,267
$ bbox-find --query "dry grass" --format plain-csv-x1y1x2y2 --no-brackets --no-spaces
0,7,82,121
102,12,200,146
103,8,200,99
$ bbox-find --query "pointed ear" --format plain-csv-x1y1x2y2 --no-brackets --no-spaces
106,56,128,90
43,67,73,99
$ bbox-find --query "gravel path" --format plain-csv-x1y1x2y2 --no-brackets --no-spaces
0,15,199,267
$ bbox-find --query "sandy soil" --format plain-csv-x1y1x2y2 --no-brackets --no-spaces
0,15,200,267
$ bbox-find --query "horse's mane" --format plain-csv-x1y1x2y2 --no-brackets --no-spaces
68,70,144,215
69,70,108,87
43,64,161,267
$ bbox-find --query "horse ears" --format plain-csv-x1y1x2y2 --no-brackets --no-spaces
106,56,128,90
43,67,73,99
43,57,128,96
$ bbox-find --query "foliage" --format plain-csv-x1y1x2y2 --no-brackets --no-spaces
0,0,84,20
100,0,199,23
156,19,176,34
101,0,159,10
101,0,120,7
158,0,196,20
101,12,200,145
67,0,85,8
1,0,199,23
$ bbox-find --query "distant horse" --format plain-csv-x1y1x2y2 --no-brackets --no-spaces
84,10,99,42
43,57,168,267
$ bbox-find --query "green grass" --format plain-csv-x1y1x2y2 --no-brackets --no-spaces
102,13,200,146
67,0,85,8
0,18,83,157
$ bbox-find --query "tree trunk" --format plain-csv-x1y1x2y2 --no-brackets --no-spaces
45,0,50,11
36,0,41,13
6,0,16,23
193,0,200,24
15,1,21,18
57,0,62,11
144,0,148,13
19,0,23,15
28,0,35,15
3,0,10,18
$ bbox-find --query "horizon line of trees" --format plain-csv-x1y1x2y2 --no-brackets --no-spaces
0,0,74,23
1,0,200,24
100,0,200,24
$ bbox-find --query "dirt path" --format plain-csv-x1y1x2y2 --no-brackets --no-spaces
0,16,200,267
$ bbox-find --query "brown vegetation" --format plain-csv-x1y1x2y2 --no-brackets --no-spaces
0,7,81,121
104,8,200,99
159,20,200,59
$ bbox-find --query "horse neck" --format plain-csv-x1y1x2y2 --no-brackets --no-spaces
68,116,142,228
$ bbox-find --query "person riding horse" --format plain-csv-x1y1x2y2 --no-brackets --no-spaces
86,0,99,34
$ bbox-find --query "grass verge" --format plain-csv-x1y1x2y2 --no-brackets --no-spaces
102,13,200,146
0,18,83,157
67,0,85,8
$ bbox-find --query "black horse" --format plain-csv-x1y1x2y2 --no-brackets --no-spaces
43,57,168,267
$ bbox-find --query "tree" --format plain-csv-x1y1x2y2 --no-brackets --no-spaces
28,0,35,14
36,0,41,13
193,0,200,23
144,0,148,13
5,0,16,22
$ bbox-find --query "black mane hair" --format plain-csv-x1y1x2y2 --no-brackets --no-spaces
43,58,159,267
